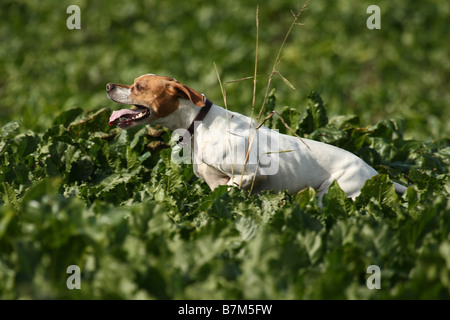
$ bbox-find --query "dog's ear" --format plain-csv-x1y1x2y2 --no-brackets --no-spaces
172,82,205,107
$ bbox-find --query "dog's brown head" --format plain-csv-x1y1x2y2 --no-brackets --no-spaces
106,74,205,129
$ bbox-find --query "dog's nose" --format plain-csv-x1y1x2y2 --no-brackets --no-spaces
106,83,115,92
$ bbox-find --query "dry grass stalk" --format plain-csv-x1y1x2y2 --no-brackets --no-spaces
213,1,311,190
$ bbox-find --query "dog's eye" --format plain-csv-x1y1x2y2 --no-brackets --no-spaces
135,84,143,91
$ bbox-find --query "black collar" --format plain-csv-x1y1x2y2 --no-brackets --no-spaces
186,98,212,135
178,98,212,145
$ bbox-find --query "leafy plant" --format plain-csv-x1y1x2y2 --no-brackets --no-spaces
1,88,448,299
1,0,449,300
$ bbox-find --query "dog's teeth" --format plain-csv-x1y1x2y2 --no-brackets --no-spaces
117,111,146,124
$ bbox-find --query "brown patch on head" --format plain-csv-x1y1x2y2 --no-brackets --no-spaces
130,74,205,119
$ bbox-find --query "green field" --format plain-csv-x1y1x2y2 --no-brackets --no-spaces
0,0,449,299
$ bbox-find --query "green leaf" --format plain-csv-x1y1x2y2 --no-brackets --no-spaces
356,174,401,216
323,180,355,218
370,119,404,141
0,182,20,212
53,108,84,127
329,115,360,129
235,215,260,242
13,133,39,158
309,126,346,145
294,187,317,209
299,230,324,265
0,121,21,139
298,91,328,134
272,106,301,134
405,187,419,210
95,171,136,195
266,88,277,114
67,108,112,138
68,156,95,183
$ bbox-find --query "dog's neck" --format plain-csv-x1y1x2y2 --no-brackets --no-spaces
151,98,205,131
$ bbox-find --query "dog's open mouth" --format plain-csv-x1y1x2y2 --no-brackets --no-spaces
109,105,150,128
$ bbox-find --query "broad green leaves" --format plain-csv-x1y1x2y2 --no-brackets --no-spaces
0,91,449,299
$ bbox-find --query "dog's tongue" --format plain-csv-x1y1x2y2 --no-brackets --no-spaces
109,108,142,126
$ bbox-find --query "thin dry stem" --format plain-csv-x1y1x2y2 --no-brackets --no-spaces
240,2,309,188
213,2,310,190
214,62,235,178
257,111,311,150
250,5,259,123
224,76,255,85
214,62,227,110
257,1,310,124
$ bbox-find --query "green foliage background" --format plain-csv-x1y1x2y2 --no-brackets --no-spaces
0,0,449,299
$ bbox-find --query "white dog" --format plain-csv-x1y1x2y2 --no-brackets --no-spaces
107,74,407,205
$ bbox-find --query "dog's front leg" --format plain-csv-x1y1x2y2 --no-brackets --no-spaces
197,160,267,192
226,172,267,191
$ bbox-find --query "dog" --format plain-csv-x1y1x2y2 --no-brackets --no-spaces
106,74,407,206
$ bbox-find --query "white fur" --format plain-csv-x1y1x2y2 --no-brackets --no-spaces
154,99,407,206
107,75,407,206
